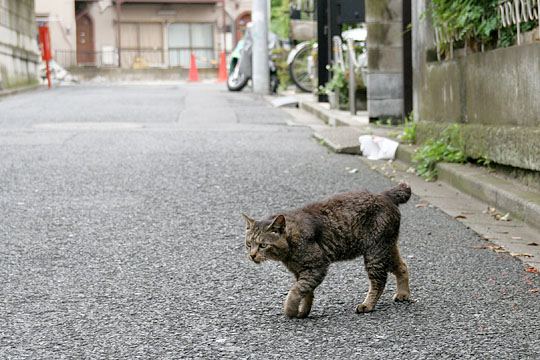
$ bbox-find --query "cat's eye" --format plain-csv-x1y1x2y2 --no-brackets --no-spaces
259,243,268,249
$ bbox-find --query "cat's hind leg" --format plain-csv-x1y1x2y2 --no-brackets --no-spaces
356,257,388,313
390,244,411,302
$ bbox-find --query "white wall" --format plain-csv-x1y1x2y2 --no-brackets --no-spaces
88,3,116,55
35,0,76,54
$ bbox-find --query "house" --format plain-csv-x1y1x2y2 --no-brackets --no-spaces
35,0,252,69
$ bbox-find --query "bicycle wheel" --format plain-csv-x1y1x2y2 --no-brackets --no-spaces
289,42,314,93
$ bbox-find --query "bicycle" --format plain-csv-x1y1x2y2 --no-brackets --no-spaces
287,28,367,93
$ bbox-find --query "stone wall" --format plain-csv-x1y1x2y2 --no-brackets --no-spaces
365,0,403,119
412,0,540,172
0,0,40,90
414,44,540,171
417,44,540,128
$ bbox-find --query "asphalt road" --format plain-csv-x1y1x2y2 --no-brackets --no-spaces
0,84,539,359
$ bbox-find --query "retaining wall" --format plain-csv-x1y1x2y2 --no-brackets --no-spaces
0,0,40,90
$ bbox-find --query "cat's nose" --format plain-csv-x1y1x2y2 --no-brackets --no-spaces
250,254,257,260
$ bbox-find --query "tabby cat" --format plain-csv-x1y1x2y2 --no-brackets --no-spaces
242,182,412,318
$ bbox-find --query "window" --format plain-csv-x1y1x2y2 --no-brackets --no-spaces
168,23,214,68
119,22,164,68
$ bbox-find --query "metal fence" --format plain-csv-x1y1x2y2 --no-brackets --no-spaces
54,48,220,70
433,1,539,60
498,0,540,45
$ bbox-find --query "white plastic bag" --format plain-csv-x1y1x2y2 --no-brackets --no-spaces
358,135,399,160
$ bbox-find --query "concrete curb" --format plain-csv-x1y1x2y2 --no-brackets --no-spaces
299,98,540,233
0,83,42,99
312,127,364,155
437,163,540,230
299,98,369,127
395,145,540,231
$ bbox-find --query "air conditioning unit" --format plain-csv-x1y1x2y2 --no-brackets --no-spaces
101,46,117,66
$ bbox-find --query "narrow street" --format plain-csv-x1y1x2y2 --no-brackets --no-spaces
1,84,539,359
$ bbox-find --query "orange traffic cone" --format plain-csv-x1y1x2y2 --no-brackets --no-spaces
188,53,199,82
217,51,227,82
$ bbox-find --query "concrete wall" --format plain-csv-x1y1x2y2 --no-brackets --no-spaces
365,0,403,118
418,44,540,128
0,0,40,90
88,4,116,56
411,0,434,122
412,0,540,171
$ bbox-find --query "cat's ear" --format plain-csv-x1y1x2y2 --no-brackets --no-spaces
267,214,286,234
241,213,255,229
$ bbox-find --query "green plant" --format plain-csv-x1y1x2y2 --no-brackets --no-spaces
400,112,417,144
323,64,348,106
270,0,290,39
477,155,492,167
427,0,501,56
272,48,291,91
413,124,466,181
498,20,538,47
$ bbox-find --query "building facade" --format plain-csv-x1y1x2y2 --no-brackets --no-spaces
0,0,40,91
35,0,252,69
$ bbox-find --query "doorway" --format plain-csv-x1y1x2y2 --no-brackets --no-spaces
235,12,251,44
76,14,95,65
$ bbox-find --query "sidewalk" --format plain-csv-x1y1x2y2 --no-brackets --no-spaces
275,95,540,270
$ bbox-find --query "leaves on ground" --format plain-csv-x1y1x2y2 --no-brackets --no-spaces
483,206,511,221
509,252,533,258
454,214,467,220
527,242,538,246
525,267,539,274
473,243,508,253
499,213,511,221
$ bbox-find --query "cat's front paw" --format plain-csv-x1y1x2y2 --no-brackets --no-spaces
283,292,301,318
356,303,374,313
284,304,299,318
393,292,411,302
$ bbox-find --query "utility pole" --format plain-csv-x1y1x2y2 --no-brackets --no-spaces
222,0,227,52
251,0,269,94
116,0,122,68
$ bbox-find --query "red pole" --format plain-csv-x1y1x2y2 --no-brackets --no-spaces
38,26,52,89
45,60,51,89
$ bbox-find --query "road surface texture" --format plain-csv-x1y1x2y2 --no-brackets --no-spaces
1,84,539,359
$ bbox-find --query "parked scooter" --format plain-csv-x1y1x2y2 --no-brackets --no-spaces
227,25,280,93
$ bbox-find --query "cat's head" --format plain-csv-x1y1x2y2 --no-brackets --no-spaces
242,213,289,264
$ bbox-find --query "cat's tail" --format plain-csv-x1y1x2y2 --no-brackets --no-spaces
382,182,411,205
